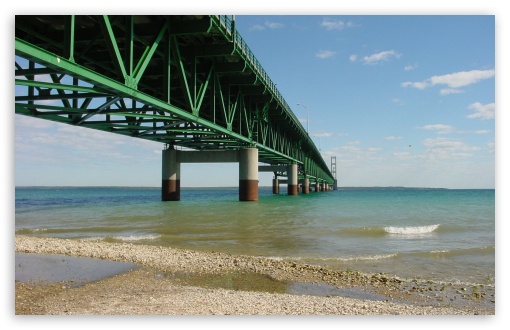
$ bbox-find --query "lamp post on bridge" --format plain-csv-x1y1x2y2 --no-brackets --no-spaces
296,103,309,134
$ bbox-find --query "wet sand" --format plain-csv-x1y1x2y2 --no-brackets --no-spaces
14,235,494,315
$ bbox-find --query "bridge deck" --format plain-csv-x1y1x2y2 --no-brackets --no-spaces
15,15,334,183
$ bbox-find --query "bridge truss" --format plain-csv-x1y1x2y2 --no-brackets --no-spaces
15,15,334,184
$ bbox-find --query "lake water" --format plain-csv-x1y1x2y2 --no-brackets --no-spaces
15,186,495,287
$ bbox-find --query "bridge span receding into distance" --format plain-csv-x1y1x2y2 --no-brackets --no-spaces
15,15,337,201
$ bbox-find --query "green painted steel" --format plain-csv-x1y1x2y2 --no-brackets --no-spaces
15,15,334,184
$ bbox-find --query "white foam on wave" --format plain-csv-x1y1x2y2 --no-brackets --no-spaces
292,253,398,262
82,235,160,242
384,224,440,235
338,253,398,262
113,234,160,241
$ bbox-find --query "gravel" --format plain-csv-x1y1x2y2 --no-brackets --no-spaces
14,235,493,315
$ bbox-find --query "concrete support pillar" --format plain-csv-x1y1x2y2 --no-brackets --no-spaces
315,181,321,192
162,149,180,201
322,182,327,192
272,178,279,194
239,148,258,201
287,163,298,195
302,177,310,194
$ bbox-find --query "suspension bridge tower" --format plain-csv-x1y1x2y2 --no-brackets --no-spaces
331,156,338,190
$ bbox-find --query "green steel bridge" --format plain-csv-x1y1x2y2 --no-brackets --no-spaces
15,15,335,200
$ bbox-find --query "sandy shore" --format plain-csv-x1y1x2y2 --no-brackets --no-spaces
14,235,494,315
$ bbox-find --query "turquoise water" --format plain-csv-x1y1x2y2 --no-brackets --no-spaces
15,187,495,286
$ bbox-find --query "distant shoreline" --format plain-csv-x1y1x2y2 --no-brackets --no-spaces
14,186,495,190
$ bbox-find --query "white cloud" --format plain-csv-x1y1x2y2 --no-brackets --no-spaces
249,24,265,31
468,102,495,120
316,49,336,59
404,64,418,71
401,81,428,89
419,124,454,134
475,130,491,135
314,131,334,138
439,88,464,95
362,50,401,65
250,21,284,31
15,115,161,167
320,18,355,31
393,152,411,158
422,137,480,159
340,145,361,152
385,136,403,141
430,70,494,88
265,21,284,29
16,115,55,129
349,54,357,62
402,69,495,94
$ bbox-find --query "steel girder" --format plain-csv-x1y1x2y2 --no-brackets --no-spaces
15,15,334,184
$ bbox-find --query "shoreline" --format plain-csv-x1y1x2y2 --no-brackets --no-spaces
14,235,494,315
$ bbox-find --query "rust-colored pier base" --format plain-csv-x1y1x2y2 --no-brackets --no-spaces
162,147,259,201
287,163,298,196
272,178,279,194
162,149,180,201
162,179,180,201
239,148,259,201
239,180,258,201
302,177,310,194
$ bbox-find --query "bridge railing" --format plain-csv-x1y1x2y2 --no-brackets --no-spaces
212,15,307,139
212,15,332,179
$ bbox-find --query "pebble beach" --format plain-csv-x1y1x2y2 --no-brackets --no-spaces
14,235,494,315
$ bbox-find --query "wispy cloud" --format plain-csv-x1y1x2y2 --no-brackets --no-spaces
468,102,495,120
419,124,454,134
404,64,418,71
402,69,495,94
250,24,265,31
385,136,403,141
15,116,161,166
439,88,464,96
250,21,284,31
320,18,355,31
349,54,357,62
315,49,336,59
314,131,334,138
362,50,401,65
423,137,480,159
265,21,284,29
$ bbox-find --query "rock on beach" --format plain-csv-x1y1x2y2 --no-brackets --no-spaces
14,235,492,315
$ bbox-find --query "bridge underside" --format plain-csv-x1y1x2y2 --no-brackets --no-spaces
15,15,335,199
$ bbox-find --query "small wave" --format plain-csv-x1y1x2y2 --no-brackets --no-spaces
430,246,495,257
384,224,440,235
15,228,49,234
337,253,399,262
111,234,160,242
293,253,398,263
85,234,161,242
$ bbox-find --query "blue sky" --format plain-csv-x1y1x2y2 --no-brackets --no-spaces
10,4,500,189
